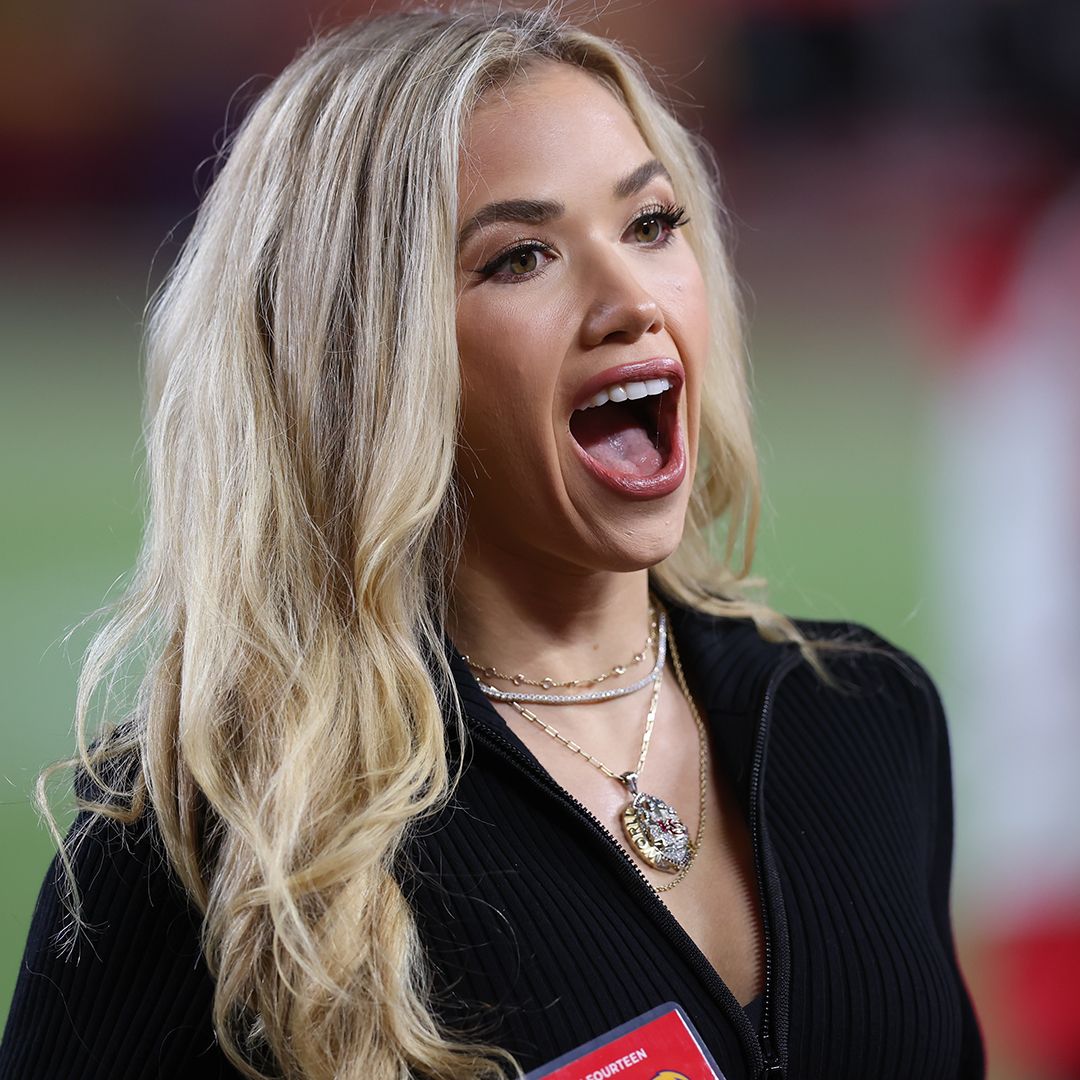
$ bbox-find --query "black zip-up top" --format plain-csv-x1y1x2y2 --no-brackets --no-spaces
0,601,986,1078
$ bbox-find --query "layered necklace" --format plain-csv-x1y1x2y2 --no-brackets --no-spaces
462,599,708,892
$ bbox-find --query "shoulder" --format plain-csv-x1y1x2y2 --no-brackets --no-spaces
1,757,225,1077
780,615,950,762
790,622,941,704
17,731,201,977
47,770,199,968
663,596,946,723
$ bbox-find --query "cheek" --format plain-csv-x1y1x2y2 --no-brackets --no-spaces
665,256,710,349
456,298,507,389
455,294,562,455
657,257,709,453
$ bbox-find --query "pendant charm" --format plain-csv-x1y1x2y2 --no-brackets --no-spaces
620,772,693,873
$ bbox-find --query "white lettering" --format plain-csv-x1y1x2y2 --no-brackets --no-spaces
582,1047,648,1080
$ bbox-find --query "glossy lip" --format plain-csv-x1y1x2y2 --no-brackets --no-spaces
566,356,686,500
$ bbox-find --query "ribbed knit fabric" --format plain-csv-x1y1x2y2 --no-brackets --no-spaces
0,600,986,1079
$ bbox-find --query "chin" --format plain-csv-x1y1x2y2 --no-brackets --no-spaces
581,510,688,574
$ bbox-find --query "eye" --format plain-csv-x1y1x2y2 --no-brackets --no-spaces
505,247,541,276
634,218,664,243
478,241,552,283
629,202,689,246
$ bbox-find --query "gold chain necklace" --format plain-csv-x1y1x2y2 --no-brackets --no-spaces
462,604,658,689
501,617,708,893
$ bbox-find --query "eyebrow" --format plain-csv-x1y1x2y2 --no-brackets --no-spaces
612,157,672,199
457,198,563,253
456,157,673,251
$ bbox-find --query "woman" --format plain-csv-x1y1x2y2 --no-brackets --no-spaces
0,6,985,1079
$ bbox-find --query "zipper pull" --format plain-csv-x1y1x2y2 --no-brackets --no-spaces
759,1034,784,1079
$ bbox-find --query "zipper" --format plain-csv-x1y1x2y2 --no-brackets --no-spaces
464,650,799,1080
747,653,800,1079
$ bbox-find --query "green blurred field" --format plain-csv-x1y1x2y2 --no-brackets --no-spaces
0,267,936,1032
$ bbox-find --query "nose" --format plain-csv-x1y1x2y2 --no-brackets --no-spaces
579,248,664,348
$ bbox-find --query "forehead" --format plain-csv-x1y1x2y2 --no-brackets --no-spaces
458,62,653,206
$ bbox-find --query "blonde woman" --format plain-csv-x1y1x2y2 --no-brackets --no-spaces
0,6,985,1079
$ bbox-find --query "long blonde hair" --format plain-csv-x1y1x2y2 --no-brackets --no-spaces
41,5,852,1078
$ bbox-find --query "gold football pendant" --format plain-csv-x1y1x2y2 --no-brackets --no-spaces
620,772,693,873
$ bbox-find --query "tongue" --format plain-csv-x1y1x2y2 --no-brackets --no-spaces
569,400,664,477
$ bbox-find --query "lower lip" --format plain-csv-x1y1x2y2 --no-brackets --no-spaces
568,396,686,500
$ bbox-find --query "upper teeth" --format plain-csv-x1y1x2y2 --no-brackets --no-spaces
581,377,673,410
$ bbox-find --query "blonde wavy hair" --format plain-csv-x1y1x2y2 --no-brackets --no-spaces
39,5,862,1078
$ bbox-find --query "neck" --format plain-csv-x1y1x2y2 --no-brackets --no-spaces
447,545,654,682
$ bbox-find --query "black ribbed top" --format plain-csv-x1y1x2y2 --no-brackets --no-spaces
0,601,986,1078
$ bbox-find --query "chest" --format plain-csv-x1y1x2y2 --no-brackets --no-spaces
418,653,977,1079
494,695,765,1007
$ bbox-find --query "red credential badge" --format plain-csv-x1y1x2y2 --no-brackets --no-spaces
525,1002,727,1080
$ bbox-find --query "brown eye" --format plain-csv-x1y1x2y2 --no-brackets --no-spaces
508,249,538,275
478,242,551,282
634,217,662,243
627,204,688,248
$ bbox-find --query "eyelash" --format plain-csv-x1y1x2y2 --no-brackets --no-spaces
477,201,690,283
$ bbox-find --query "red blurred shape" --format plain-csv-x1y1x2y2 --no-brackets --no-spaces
991,906,1080,1077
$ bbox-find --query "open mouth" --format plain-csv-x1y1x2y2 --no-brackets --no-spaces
568,378,674,478
565,362,686,499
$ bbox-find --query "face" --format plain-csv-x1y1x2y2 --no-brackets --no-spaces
454,62,709,575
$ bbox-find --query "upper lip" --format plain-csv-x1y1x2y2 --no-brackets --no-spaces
569,357,685,414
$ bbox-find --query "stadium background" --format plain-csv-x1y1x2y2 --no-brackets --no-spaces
3,2,1078,1076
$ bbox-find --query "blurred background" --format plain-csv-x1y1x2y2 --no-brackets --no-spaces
2,0,1078,1075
